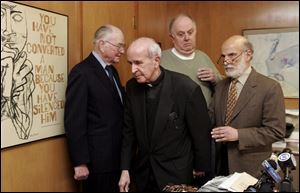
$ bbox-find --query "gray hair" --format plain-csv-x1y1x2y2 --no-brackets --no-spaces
129,37,162,59
169,13,196,34
243,40,254,54
148,40,162,58
93,25,112,45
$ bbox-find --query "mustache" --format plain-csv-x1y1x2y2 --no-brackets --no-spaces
225,65,235,68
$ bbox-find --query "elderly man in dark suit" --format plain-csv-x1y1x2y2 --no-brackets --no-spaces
64,24,125,192
210,35,286,178
118,37,212,192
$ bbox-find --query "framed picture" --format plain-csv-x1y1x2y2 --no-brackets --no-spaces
1,1,68,148
243,28,299,98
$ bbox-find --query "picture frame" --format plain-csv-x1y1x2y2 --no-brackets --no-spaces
1,1,68,148
243,28,299,98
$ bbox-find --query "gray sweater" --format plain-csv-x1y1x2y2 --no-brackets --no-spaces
161,49,222,106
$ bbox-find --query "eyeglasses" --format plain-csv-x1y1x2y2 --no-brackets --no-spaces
105,41,126,51
217,50,247,65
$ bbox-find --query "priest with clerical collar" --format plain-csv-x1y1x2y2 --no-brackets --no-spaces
119,37,212,192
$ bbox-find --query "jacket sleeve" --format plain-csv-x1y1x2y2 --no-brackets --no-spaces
64,67,90,167
120,85,136,170
238,82,286,150
186,86,212,172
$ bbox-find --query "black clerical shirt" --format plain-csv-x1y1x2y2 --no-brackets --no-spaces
145,68,165,141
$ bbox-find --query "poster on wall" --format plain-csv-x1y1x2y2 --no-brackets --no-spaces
1,1,68,148
243,28,299,98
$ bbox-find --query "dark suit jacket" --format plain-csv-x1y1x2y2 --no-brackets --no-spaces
64,53,124,173
209,68,286,177
121,69,212,190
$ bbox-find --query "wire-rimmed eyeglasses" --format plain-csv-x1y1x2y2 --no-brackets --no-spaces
105,41,126,51
217,50,247,65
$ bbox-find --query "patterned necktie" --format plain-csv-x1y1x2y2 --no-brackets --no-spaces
225,79,238,126
105,65,115,84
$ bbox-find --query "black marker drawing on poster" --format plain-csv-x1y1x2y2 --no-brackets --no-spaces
1,1,68,148
1,2,35,140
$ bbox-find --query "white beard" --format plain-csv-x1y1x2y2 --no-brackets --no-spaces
225,58,249,79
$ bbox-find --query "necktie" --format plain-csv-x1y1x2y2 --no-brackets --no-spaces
105,65,115,84
225,79,238,126
105,65,123,103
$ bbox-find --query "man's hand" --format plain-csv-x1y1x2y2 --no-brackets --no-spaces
119,170,130,192
1,45,17,98
211,126,239,142
74,164,89,180
13,52,33,91
197,67,217,83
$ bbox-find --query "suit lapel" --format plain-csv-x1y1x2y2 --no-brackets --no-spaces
89,54,122,104
151,71,174,148
231,70,257,122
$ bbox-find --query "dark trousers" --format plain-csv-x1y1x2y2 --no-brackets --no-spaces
143,168,160,192
82,171,120,192
215,143,229,176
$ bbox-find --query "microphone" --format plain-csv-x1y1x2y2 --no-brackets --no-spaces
278,148,297,192
244,159,280,192
261,160,281,183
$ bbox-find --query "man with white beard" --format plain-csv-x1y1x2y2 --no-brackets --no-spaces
209,35,286,178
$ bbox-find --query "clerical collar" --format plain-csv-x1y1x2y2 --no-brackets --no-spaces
171,48,195,60
147,67,165,87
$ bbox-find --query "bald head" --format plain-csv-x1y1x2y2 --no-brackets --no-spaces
169,14,196,34
127,37,161,59
127,37,162,84
93,24,124,45
222,35,253,54
169,14,197,56
93,24,125,64
221,35,254,78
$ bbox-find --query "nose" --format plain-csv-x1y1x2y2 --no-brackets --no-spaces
223,59,230,66
119,48,125,54
3,10,13,35
183,33,190,41
131,64,137,74
223,56,233,66
5,9,12,34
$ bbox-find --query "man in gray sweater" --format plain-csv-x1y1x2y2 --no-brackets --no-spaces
161,13,222,106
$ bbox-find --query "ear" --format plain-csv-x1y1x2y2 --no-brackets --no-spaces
169,33,175,41
154,56,161,68
245,49,253,61
98,40,105,53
